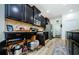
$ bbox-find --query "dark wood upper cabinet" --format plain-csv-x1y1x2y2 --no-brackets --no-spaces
25,5,33,24
5,4,25,21
34,15,46,27
5,4,33,24
5,4,48,28
44,17,49,25
34,15,41,26
40,15,46,27
32,6,41,16
5,5,8,18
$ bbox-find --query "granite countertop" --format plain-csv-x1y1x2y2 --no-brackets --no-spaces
67,30,79,33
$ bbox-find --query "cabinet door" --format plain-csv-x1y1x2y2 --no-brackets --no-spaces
73,43,79,55
45,18,49,25
73,33,79,43
69,40,73,55
5,4,25,21
41,19,45,27
33,6,41,16
25,5,33,24
34,19,41,26
40,16,46,27
34,15,41,26
5,4,8,18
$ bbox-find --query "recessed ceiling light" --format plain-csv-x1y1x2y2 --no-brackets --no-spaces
63,4,67,6
69,9,73,12
47,10,50,13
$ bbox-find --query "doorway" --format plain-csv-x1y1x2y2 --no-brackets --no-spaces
52,17,62,38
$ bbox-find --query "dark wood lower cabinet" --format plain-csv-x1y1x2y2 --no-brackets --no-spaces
73,43,79,55
67,31,79,55
68,40,79,55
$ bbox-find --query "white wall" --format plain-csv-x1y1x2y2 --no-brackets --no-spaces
51,17,62,37
0,5,5,42
62,11,79,39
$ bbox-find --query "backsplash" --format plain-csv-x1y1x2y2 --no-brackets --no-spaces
5,18,44,31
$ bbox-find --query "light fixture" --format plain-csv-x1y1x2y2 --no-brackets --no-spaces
47,10,50,13
66,13,74,19
12,6,19,13
69,9,73,12
63,4,67,6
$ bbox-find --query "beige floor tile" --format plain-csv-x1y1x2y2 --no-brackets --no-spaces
25,38,68,55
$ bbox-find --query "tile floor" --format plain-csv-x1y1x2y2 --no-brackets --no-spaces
25,38,69,55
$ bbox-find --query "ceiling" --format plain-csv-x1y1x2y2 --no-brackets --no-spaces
34,4,79,19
